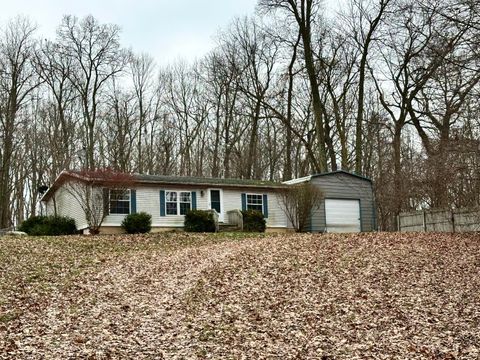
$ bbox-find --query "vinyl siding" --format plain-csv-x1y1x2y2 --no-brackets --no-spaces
45,186,89,230
222,189,287,228
102,185,288,228
308,173,375,232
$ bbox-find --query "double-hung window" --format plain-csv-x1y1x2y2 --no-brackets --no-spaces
179,192,191,215
110,189,130,214
165,191,192,215
165,191,178,215
246,194,263,213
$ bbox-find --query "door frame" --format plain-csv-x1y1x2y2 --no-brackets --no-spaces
208,188,224,222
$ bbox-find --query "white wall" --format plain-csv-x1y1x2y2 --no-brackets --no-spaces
46,183,288,229
45,186,89,230
103,185,288,228
222,188,287,228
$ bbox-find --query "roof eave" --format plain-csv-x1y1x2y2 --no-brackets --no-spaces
40,170,90,202
134,179,287,190
310,170,372,182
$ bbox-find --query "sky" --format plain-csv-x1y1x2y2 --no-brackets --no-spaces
0,0,260,65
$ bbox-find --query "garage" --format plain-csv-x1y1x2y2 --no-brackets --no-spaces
325,199,361,233
284,170,376,233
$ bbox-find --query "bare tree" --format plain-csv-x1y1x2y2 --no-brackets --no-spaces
63,169,134,234
345,0,391,174
278,182,323,232
0,17,39,228
57,15,128,169
259,0,328,172
130,52,155,173
34,39,78,175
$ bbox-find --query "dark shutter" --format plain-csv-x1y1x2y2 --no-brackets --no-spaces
241,193,247,211
130,189,137,214
160,190,166,216
103,188,110,216
191,191,197,210
263,194,268,218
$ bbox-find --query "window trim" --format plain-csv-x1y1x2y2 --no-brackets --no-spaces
246,193,264,214
164,190,192,216
109,189,131,215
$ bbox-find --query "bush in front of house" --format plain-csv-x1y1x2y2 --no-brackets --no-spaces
184,210,216,232
17,216,44,234
242,210,266,232
18,215,77,236
121,212,152,234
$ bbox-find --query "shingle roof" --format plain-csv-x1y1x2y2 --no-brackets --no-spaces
40,171,287,201
133,174,285,188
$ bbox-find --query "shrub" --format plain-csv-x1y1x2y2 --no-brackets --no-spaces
47,216,77,235
18,216,45,234
18,215,77,236
121,212,152,234
29,223,53,236
242,210,266,232
278,182,323,232
184,210,216,232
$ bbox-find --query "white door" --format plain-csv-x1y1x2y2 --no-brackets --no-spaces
325,199,361,233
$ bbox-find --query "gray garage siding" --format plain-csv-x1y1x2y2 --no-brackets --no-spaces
307,172,376,232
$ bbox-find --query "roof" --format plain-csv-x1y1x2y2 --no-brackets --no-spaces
41,170,286,202
133,174,284,188
283,170,372,185
41,169,372,202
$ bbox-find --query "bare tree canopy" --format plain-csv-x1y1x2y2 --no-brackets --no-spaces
0,1,479,230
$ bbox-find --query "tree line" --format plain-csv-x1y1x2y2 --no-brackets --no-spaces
0,0,479,230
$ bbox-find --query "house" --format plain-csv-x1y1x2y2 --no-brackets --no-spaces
283,170,376,233
40,169,376,234
40,170,290,233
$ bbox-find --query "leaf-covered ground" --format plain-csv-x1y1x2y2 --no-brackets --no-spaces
0,232,479,359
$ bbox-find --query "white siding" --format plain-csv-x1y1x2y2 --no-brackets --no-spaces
46,183,288,230
45,186,89,230
103,185,288,228
267,191,289,228
222,189,287,228
103,186,209,228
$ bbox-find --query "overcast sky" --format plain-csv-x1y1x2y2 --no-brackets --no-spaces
0,0,260,65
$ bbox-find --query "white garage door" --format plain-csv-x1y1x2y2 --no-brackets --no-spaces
325,199,361,233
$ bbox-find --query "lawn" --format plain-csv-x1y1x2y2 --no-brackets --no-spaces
0,232,479,359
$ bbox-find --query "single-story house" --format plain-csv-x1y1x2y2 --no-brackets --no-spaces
40,170,289,233
284,170,376,232
40,169,376,234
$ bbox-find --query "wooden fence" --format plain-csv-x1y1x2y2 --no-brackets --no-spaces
398,209,480,232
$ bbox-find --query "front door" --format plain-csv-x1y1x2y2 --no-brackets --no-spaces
209,189,223,222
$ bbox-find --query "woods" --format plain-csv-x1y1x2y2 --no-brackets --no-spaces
0,0,479,230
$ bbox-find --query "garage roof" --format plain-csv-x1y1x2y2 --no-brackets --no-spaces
283,170,372,185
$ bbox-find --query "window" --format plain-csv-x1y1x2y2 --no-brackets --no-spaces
246,194,263,213
110,189,130,214
179,192,191,215
165,191,178,215
165,191,192,215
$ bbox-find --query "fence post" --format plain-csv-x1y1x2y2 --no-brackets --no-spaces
451,210,455,233
423,211,427,232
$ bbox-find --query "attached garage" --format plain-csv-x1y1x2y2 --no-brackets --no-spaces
284,170,376,233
